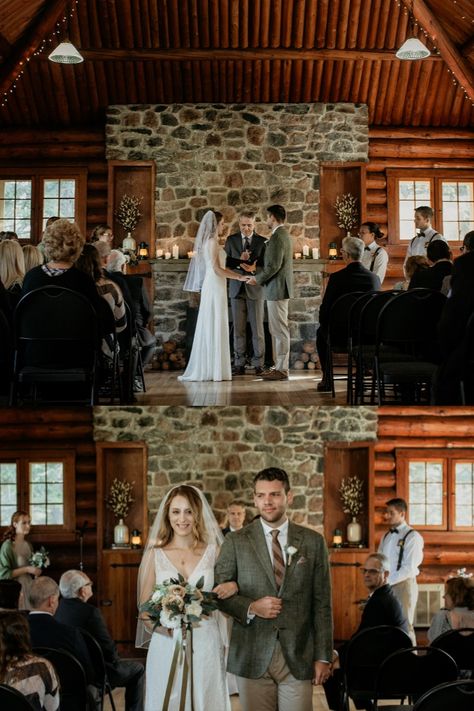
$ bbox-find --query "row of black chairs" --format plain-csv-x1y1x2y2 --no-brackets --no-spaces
0,286,145,406
341,624,474,711
325,288,447,405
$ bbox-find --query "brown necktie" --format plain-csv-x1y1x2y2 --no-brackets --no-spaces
271,530,285,590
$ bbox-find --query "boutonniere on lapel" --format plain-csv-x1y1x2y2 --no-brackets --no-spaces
285,545,298,566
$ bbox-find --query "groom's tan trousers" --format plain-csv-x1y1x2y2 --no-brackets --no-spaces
267,299,290,372
236,640,313,711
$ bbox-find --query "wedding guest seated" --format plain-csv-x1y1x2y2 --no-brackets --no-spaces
427,576,474,642
222,500,247,535
0,239,25,312
90,224,114,246
56,570,144,711
22,219,103,313
106,249,156,371
27,577,94,684
409,239,452,292
316,236,380,392
440,230,474,296
0,230,19,241
0,610,60,710
393,255,430,291
75,243,127,357
324,552,408,711
22,244,44,274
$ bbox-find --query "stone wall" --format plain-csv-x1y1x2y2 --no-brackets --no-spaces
93,405,377,530
106,102,368,253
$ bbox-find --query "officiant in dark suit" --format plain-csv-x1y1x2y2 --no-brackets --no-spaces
224,211,267,375
215,467,333,711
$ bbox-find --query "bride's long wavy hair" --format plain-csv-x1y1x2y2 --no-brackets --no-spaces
156,485,208,548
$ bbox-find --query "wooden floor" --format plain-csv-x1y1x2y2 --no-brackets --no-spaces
135,369,349,406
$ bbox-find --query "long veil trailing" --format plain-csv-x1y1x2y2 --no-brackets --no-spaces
182,210,217,292
135,484,224,648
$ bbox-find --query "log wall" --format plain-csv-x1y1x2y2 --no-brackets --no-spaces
376,407,474,583
0,128,107,239
0,409,97,584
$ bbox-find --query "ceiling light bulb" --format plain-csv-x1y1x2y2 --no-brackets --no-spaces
396,37,430,60
48,41,83,64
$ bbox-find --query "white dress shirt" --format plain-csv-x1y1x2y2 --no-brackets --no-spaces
260,517,289,564
361,241,389,283
405,227,446,260
377,521,424,586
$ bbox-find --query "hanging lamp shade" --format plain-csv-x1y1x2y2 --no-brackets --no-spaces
48,40,84,64
396,37,430,60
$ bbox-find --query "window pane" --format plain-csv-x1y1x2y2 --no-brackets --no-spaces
0,463,18,526
43,198,58,218
44,180,59,198
59,198,74,217
30,505,46,525
400,221,414,241
408,460,443,525
60,180,75,198
441,181,474,244
398,181,431,241
30,483,46,503
458,183,474,200
47,505,63,524
444,223,460,241
0,463,16,483
415,182,431,201
455,462,474,526
443,203,458,221
0,179,32,239
442,183,457,200
29,461,64,526
400,182,414,200
30,463,46,482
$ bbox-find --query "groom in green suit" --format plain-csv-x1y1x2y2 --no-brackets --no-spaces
215,467,333,711
244,205,294,380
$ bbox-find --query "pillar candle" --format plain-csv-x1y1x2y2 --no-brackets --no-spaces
156,248,164,259
164,251,171,260
302,245,309,257
312,247,319,259
172,245,179,259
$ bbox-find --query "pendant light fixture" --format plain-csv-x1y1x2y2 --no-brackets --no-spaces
395,0,430,61
48,2,83,65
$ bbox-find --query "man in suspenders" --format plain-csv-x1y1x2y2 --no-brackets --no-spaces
405,206,446,264
377,497,424,643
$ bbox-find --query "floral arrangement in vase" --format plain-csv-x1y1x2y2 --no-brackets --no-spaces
115,194,143,252
334,193,359,236
106,478,135,519
339,475,365,545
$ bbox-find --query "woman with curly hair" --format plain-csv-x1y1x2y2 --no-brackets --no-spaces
0,511,42,610
0,611,59,710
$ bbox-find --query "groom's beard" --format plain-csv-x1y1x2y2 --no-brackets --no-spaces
260,509,287,525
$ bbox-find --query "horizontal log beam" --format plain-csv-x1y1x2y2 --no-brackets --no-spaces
374,457,396,471
0,409,92,424
370,140,474,159
0,424,94,441
378,406,474,416
378,417,474,438
370,127,474,140
373,473,396,488
375,438,474,451
40,47,444,63
369,160,474,170
0,129,105,145
0,145,104,159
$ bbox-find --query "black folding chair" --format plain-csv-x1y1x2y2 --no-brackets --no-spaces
373,288,446,405
10,286,101,406
342,625,412,711
0,684,35,709
80,628,117,711
431,627,474,678
33,647,90,711
325,291,364,400
0,308,13,398
459,312,474,405
373,645,458,709
413,679,474,711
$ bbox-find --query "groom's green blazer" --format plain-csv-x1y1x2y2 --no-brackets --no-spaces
255,225,294,301
215,519,333,680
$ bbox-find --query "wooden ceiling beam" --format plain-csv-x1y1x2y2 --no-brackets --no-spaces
0,32,12,59
461,37,474,63
402,0,474,100
56,46,443,63
0,0,68,97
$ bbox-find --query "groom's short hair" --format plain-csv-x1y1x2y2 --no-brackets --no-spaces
254,467,290,493
267,205,286,223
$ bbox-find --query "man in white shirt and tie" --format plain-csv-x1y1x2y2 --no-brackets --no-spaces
405,205,446,263
224,211,267,375
377,497,424,643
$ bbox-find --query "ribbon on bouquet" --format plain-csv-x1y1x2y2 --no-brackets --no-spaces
162,624,194,711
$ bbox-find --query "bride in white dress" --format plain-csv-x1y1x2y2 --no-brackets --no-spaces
179,210,247,381
136,485,237,711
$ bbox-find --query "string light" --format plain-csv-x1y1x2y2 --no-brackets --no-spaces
1,1,80,108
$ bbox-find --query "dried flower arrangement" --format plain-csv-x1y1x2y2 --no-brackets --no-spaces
334,193,359,233
106,478,135,519
339,476,365,516
115,195,143,233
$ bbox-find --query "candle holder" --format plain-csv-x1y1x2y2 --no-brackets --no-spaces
131,529,142,549
332,529,343,548
138,242,149,260
328,242,338,260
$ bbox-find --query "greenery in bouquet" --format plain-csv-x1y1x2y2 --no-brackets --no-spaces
29,546,50,569
140,574,218,632
106,478,135,519
120,247,139,266
339,475,365,516
334,193,359,232
115,194,143,233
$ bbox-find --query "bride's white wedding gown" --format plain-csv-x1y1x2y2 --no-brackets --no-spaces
145,544,231,711
179,239,231,381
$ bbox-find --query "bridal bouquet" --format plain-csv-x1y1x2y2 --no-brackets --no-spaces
29,546,50,569
140,574,217,632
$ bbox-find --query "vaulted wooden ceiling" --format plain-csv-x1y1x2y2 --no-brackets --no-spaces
0,0,473,129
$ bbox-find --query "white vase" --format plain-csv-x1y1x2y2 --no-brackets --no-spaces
114,518,129,545
347,516,362,544
122,232,136,251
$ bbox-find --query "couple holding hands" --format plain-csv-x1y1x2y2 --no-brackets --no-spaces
179,205,293,383
137,468,333,711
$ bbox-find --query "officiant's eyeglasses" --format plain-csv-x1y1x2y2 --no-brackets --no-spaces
360,567,382,575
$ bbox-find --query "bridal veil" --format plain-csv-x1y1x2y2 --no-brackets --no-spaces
182,210,217,292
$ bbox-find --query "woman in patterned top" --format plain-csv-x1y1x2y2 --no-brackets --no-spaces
0,611,59,711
